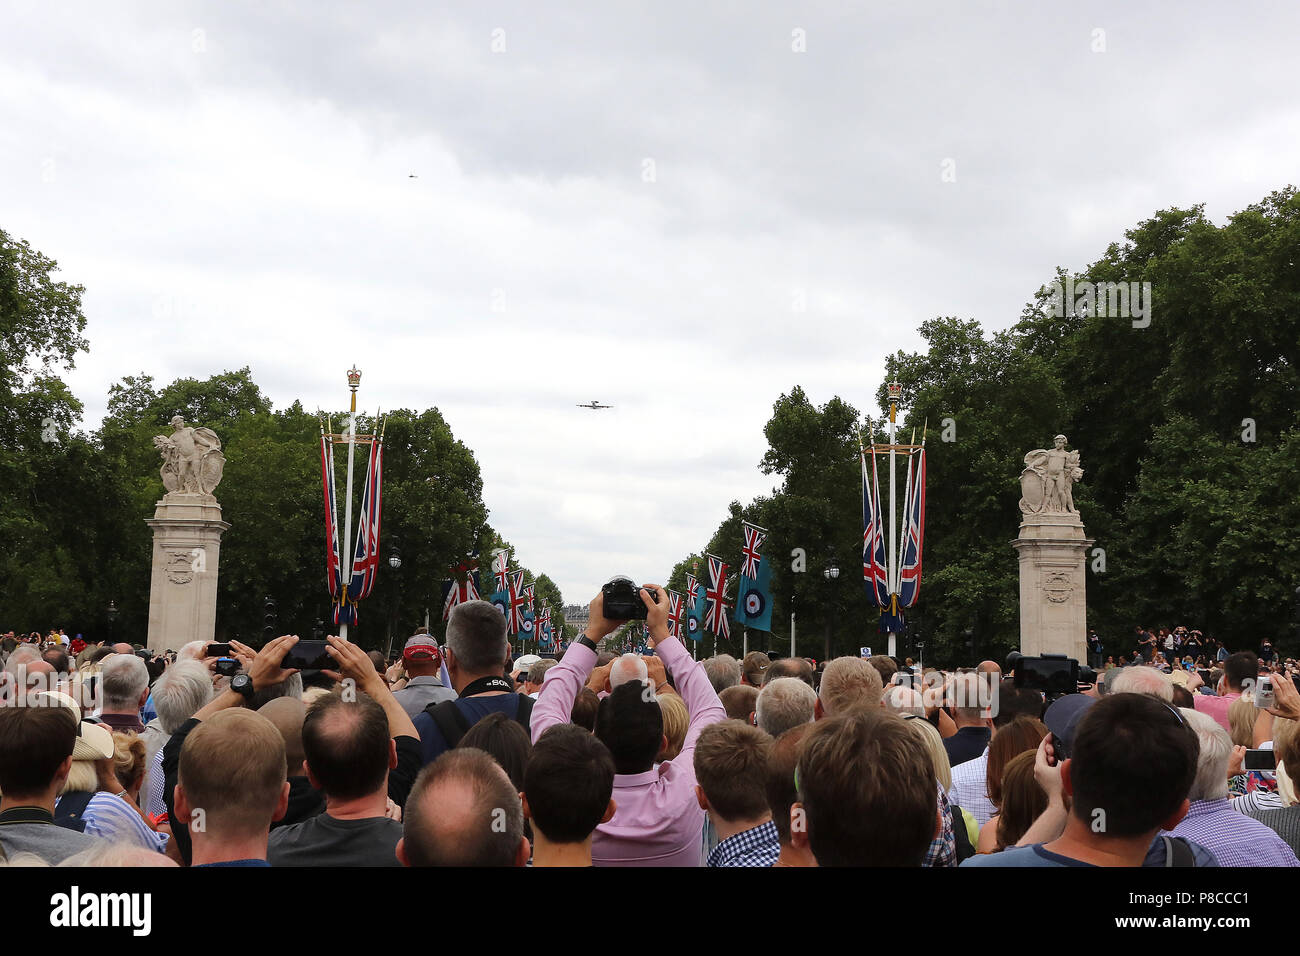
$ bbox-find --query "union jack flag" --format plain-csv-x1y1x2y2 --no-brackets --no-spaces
898,448,926,608
441,556,481,620
492,551,510,594
704,556,730,639
686,572,700,608
667,590,683,639
320,430,341,598
507,570,527,635
346,437,384,603
862,447,890,607
740,524,766,579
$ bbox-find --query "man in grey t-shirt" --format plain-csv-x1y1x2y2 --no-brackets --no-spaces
0,704,107,865
391,636,456,719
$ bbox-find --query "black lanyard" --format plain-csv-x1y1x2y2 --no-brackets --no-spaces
459,676,513,698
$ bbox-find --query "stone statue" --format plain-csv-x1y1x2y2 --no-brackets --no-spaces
153,415,225,495
1019,434,1083,515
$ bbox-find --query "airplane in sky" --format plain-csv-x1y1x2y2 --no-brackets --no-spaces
576,400,613,410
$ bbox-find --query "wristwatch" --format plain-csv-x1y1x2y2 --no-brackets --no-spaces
577,635,599,653
230,673,255,702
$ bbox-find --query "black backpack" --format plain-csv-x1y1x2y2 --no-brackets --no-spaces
54,791,95,833
424,694,535,749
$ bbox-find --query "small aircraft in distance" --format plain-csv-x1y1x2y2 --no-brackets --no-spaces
576,400,613,410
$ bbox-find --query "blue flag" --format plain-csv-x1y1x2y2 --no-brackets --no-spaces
734,556,774,632
685,585,706,642
489,589,510,620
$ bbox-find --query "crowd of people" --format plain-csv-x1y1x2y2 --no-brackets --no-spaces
3,601,1300,868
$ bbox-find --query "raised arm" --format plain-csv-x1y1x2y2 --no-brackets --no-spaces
640,585,725,760
322,634,418,741
532,592,620,744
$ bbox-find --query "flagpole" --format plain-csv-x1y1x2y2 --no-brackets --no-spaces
887,382,899,659
340,366,361,641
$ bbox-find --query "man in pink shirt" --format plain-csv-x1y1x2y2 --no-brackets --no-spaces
531,584,726,866
1192,651,1256,732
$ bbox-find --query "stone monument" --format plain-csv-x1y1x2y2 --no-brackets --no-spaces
144,416,229,652
1011,434,1092,662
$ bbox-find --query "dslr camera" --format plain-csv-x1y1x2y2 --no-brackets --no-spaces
1006,652,1096,700
601,576,660,621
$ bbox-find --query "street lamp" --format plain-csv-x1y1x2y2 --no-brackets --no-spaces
107,600,118,644
822,561,839,662
386,542,403,657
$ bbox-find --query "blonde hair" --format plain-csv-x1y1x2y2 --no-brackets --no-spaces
1228,696,1260,749
819,657,884,716
904,715,952,792
113,732,147,792
656,693,689,762
179,709,286,839
61,759,97,794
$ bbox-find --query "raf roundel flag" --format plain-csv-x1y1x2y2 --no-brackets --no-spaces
734,556,774,632
685,586,705,642
489,589,510,620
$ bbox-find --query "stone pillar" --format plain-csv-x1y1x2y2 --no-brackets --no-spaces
145,494,230,653
1012,512,1092,662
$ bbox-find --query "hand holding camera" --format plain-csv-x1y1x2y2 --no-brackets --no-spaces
600,576,661,621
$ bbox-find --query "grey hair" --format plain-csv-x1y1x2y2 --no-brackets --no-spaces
1181,706,1231,801
151,660,214,734
526,659,557,685
446,600,509,675
755,677,817,737
609,654,648,691
248,672,302,710
702,655,741,694
3,645,42,673
100,654,150,709
883,684,926,717
1109,666,1173,702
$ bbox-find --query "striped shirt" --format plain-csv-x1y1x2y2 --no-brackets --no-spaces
56,792,169,855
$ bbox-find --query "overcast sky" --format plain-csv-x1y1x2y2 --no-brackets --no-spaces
3,1,1297,604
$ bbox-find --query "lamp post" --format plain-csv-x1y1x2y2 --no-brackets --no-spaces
107,600,118,644
386,543,402,658
822,560,840,663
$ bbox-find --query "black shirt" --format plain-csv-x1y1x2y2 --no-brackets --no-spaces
943,726,992,769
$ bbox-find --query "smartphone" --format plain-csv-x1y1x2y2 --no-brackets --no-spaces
1244,749,1277,772
280,640,332,671
205,642,232,658
214,657,240,678
1257,676,1275,709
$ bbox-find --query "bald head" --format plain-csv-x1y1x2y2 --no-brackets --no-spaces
112,643,134,655
609,653,648,691
259,698,307,777
977,660,1001,677
400,749,527,867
